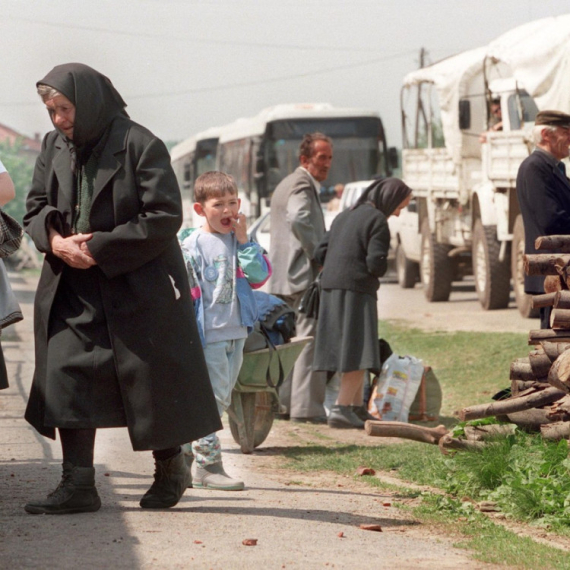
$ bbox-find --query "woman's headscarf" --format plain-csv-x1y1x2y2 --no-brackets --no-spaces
37,63,128,154
353,177,412,217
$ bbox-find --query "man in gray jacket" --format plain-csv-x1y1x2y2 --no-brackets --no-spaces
269,133,332,422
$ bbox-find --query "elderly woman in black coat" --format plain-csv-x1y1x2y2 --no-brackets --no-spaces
313,178,412,429
23,63,221,514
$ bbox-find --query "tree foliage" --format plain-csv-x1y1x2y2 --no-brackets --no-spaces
0,139,34,224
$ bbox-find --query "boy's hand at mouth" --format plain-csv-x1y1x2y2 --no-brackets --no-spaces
232,212,248,244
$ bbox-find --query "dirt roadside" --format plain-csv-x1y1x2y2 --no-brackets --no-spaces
0,271,548,569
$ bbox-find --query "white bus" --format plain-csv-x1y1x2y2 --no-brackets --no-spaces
171,126,221,224
217,103,397,219
172,103,398,223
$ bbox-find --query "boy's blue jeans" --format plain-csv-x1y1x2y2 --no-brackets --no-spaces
192,338,246,467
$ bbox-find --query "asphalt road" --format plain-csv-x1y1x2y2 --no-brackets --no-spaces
0,270,509,569
378,274,535,334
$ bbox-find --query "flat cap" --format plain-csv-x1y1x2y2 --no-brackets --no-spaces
535,110,570,128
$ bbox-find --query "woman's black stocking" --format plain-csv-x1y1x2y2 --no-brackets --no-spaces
59,428,96,468
152,446,181,461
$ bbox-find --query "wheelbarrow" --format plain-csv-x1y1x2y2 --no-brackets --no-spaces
227,336,311,454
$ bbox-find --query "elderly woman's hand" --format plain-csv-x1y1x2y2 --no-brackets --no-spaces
49,230,97,269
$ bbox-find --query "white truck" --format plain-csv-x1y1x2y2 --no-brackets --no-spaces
396,15,570,316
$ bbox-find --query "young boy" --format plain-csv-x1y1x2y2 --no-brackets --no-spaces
179,171,270,490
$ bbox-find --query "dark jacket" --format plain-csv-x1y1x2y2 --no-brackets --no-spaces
516,149,570,294
315,203,390,297
24,116,222,450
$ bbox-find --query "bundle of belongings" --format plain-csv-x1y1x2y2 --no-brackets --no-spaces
244,291,296,353
367,339,442,423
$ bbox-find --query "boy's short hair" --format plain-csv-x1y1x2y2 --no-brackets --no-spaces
194,171,238,203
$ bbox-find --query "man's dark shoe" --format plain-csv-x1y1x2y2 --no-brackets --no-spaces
351,405,377,422
140,450,191,508
327,405,365,429
290,415,327,424
25,462,101,515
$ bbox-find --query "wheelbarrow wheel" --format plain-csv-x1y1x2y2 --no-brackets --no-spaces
229,392,275,453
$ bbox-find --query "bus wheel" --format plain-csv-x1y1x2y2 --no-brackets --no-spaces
472,220,511,310
511,215,540,318
420,219,453,302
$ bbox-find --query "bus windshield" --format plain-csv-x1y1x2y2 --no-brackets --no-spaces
195,138,218,178
264,117,385,197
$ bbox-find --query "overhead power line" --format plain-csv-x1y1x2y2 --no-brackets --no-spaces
128,50,416,100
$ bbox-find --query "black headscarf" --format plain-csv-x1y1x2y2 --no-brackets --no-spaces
353,177,412,217
37,63,128,161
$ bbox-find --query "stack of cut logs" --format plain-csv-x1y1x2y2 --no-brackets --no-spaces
365,234,570,451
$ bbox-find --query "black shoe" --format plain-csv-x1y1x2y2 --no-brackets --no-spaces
351,405,377,422
290,415,327,424
327,405,365,429
25,462,101,515
140,451,191,509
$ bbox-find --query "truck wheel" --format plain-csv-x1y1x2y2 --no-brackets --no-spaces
511,215,540,318
420,219,453,302
396,244,419,289
472,220,511,310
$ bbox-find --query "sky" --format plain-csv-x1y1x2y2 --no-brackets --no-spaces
1,0,569,149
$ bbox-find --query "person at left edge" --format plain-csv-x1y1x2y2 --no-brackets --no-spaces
23,63,221,514
0,158,17,392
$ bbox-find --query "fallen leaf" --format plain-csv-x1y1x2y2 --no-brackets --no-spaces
382,502,391,507
193,540,202,544
359,524,382,532
356,466,376,476
242,538,258,546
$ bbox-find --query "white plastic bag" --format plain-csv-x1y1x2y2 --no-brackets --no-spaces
368,353,424,423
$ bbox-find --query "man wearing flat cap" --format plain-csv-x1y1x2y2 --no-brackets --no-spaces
517,110,570,327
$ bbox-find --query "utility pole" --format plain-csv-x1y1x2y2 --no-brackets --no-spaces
415,47,429,147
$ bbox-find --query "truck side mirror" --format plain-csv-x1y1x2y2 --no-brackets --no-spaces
388,147,399,169
459,100,471,130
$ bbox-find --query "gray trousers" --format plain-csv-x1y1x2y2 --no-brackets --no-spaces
278,291,327,418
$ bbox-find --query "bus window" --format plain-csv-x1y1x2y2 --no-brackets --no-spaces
183,161,192,187
263,117,385,198
195,139,218,178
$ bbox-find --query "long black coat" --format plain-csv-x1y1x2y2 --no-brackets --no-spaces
24,115,222,450
516,150,570,294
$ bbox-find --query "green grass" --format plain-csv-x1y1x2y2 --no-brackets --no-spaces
417,494,570,569
280,442,570,568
